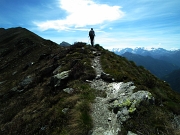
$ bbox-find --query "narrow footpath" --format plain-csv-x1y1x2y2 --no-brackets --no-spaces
89,51,136,135
90,54,120,135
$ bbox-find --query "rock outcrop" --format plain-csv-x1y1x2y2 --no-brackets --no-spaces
51,70,71,87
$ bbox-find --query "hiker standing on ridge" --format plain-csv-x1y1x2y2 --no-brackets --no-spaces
89,28,95,47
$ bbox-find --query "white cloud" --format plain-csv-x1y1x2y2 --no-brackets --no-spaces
34,0,124,31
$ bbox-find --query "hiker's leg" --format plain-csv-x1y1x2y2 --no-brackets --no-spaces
90,37,93,46
91,37,94,47
91,40,93,46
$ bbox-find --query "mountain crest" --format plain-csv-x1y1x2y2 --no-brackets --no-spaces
0,27,180,135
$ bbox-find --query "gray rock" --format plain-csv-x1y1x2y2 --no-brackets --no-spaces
62,108,69,114
0,80,6,85
117,108,130,122
92,127,115,135
12,71,17,75
11,87,18,91
63,88,74,94
19,75,34,88
122,107,129,116
172,115,180,129
54,70,70,80
95,75,101,79
53,65,61,75
52,70,71,87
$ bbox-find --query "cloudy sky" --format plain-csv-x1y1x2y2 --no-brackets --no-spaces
1,0,180,50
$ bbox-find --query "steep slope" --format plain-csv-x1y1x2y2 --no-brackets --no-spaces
122,52,179,78
0,27,180,135
163,69,180,93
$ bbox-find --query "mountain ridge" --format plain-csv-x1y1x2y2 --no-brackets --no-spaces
0,27,180,135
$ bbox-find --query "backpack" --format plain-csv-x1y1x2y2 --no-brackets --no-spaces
89,30,95,37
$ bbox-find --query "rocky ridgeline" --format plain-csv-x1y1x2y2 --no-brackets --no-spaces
89,51,154,135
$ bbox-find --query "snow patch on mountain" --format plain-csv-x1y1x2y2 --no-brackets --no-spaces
110,47,179,57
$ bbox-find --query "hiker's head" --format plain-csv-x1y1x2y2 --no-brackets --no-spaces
91,28,93,30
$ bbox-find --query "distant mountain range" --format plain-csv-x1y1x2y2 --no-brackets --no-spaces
111,47,180,67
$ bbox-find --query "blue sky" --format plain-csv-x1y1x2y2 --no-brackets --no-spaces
1,0,180,50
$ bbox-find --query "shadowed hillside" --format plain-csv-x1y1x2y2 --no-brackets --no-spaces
163,69,180,93
0,27,180,135
122,52,179,78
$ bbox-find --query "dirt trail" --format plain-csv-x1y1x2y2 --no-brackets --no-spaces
90,54,121,135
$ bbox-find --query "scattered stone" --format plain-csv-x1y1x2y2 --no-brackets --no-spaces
172,115,180,129
18,89,25,93
54,70,70,80
19,75,34,88
11,87,18,91
53,65,61,75
12,71,17,75
108,117,111,121
41,126,46,131
52,70,71,87
0,81,6,85
63,88,74,94
95,75,101,79
86,80,92,83
62,108,69,114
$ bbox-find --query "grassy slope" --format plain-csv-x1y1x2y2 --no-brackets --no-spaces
0,43,97,135
163,69,180,93
0,28,96,135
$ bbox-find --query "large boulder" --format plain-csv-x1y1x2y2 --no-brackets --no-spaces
110,90,154,122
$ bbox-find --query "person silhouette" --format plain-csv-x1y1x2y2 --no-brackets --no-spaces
89,28,95,47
